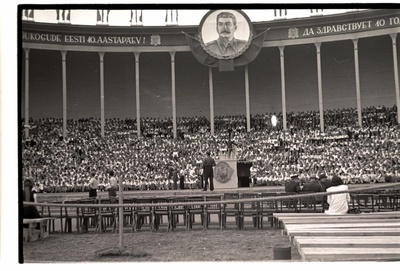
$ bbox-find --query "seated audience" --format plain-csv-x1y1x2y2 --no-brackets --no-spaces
21,105,399,192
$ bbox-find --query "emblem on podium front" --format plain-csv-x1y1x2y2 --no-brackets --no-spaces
215,161,234,184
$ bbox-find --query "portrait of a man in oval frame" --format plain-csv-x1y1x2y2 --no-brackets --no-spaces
199,10,253,60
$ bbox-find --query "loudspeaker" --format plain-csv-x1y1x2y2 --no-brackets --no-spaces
237,162,252,177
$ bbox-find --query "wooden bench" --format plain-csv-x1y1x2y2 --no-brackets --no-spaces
23,218,54,242
281,218,400,226
272,211,400,229
283,221,400,233
293,236,400,249
299,247,400,261
275,211,400,261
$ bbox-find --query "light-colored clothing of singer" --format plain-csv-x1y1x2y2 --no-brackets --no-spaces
325,184,350,215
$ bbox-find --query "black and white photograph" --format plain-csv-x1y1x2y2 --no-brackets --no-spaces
200,9,253,59
2,1,400,269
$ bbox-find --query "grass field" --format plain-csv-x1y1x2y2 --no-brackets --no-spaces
24,184,380,264
22,227,301,263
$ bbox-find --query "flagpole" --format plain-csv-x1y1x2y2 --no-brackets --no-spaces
118,174,123,250
24,49,30,139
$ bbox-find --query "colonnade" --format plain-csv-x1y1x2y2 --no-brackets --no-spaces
23,32,400,140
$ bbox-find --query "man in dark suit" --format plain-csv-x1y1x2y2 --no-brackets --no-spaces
205,12,247,57
172,167,179,190
302,174,322,193
226,138,236,159
202,151,216,191
285,174,301,193
284,174,300,210
319,173,332,192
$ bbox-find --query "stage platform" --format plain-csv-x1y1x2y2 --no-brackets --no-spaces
36,185,286,203
35,183,379,203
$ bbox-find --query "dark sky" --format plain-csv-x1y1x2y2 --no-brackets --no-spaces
21,34,400,120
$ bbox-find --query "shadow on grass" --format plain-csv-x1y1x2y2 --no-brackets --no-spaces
95,247,151,258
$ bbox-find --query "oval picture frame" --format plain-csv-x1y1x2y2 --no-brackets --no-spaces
198,9,253,60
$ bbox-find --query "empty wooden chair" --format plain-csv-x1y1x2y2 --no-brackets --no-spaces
40,201,63,233
259,192,278,228
78,198,97,233
377,193,398,212
63,199,80,233
97,198,117,232
170,197,188,230
240,193,259,229
356,194,376,213
133,197,153,231
278,192,299,213
152,197,171,231
223,193,241,229
186,196,205,230
204,195,223,230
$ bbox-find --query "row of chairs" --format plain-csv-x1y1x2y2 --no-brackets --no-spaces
40,198,119,233
350,192,400,213
39,190,400,233
39,192,325,233
136,192,329,231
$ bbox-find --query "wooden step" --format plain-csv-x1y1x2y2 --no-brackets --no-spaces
299,247,400,261
284,222,400,232
273,211,400,228
277,211,400,261
286,228,400,239
273,211,400,217
281,218,400,224
293,236,400,250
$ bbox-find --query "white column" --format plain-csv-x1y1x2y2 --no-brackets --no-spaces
170,51,177,139
99,52,105,138
279,46,287,130
134,52,141,137
24,48,30,139
390,33,400,124
353,39,362,127
61,51,67,139
209,67,214,136
315,42,324,132
245,65,251,132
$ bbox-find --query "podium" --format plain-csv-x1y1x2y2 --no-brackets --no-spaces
213,154,253,189
214,157,238,189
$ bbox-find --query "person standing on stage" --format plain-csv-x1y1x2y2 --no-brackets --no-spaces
108,170,118,202
88,172,98,198
226,138,236,159
202,151,216,191
198,166,204,189
172,167,179,190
